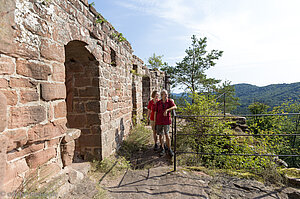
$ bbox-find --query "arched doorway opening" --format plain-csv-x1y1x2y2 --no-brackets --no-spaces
64,40,101,160
142,76,150,117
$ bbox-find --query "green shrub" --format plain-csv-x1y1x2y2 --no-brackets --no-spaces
246,100,300,168
176,92,287,182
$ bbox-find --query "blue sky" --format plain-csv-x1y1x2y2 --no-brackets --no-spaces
94,0,300,91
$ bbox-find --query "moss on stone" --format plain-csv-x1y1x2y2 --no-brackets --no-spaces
279,168,300,178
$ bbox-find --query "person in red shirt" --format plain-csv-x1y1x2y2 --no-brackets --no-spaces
154,89,177,156
147,90,160,151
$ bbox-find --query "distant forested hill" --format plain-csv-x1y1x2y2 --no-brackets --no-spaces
233,82,300,114
171,82,300,114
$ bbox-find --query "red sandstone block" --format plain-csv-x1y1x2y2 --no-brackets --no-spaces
16,59,51,80
63,128,81,143
84,67,99,77
0,92,7,131
101,112,110,123
39,163,61,183
86,101,100,112
91,125,101,134
4,158,29,185
92,77,99,87
67,114,87,128
61,140,75,166
9,106,46,128
40,38,64,62
0,55,15,75
66,61,84,73
10,77,37,88
26,148,56,168
54,101,67,118
102,24,109,34
79,134,100,147
74,77,91,87
73,101,85,113
15,42,40,60
68,0,82,12
91,43,104,61
0,135,8,192
27,122,64,143
47,103,54,121
2,176,23,193
86,114,101,126
103,52,111,64
52,63,65,82
107,101,113,111
80,128,90,135
4,129,27,151
52,118,67,131
100,124,108,132
19,89,39,103
76,11,85,25
78,87,99,98
1,90,18,106
46,138,60,148
41,83,66,101
80,0,89,7
0,78,9,88
7,143,44,161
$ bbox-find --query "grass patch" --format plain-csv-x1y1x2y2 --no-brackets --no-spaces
90,124,152,178
278,168,300,178
90,156,130,178
117,124,152,160
185,164,288,185
93,184,108,199
184,166,264,182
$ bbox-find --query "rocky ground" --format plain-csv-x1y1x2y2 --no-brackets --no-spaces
101,167,300,199
56,145,300,199
18,125,298,199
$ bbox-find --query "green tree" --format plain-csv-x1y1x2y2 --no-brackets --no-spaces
163,35,223,93
147,53,168,70
248,102,270,114
216,80,240,113
271,101,300,167
247,102,272,134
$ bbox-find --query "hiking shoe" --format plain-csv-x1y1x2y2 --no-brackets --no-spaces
160,148,165,156
168,149,174,157
154,143,159,151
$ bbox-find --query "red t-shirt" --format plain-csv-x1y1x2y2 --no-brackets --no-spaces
147,99,156,121
155,99,175,125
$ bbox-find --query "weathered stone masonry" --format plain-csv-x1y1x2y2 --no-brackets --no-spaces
0,0,169,192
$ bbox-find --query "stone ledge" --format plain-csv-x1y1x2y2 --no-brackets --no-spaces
0,92,7,131
62,128,81,143
61,128,81,167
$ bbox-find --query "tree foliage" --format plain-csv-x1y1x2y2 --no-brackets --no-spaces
176,93,285,176
216,80,240,113
248,102,270,114
233,82,300,114
147,53,168,70
163,35,223,93
246,101,300,167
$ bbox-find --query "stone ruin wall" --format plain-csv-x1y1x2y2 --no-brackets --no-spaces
0,0,169,193
142,66,170,115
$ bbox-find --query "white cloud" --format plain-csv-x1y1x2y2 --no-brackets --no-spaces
116,0,300,85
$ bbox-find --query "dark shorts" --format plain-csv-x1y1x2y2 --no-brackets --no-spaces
156,125,170,135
